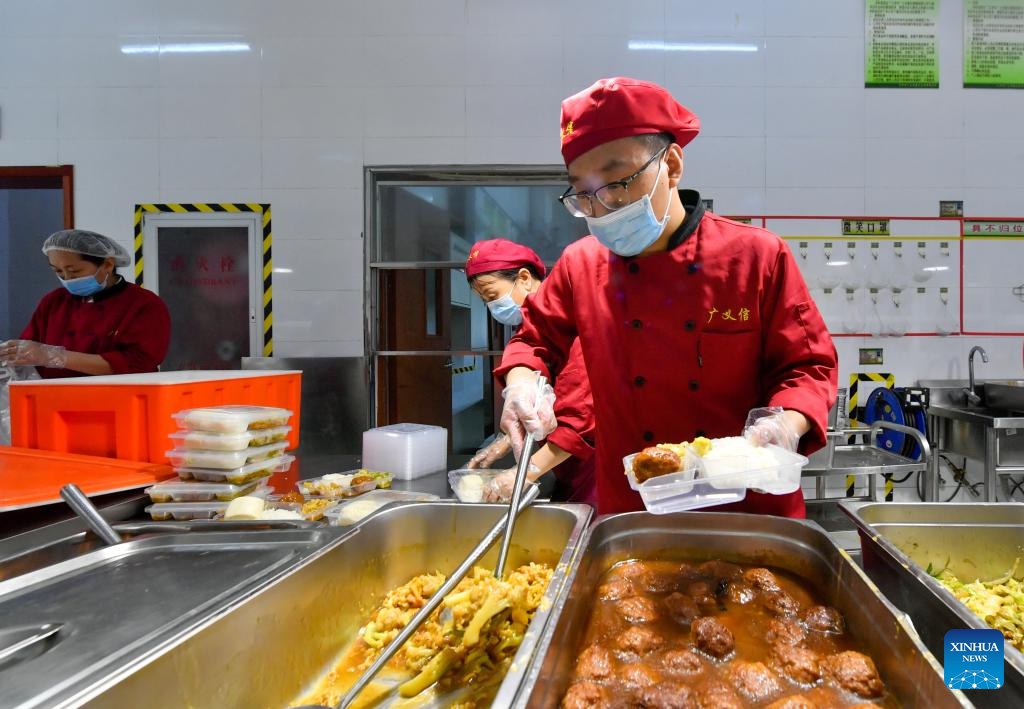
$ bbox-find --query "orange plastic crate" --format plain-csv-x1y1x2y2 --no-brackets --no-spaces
0,446,176,511
10,370,301,464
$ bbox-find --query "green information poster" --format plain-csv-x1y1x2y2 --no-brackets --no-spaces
965,0,1024,88
865,0,939,88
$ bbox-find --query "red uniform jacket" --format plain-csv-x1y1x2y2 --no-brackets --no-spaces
21,279,171,378
544,337,596,504
496,200,837,517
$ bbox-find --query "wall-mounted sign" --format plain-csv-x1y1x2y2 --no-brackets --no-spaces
964,220,1024,236
842,219,891,235
939,200,964,216
866,0,939,88
965,0,1024,88
860,347,885,365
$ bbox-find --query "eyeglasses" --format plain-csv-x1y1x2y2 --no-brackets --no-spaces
558,147,666,217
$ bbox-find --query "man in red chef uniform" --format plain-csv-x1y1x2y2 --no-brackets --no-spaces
495,77,838,517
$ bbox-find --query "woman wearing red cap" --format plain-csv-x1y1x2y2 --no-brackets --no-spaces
465,238,596,505
495,78,838,517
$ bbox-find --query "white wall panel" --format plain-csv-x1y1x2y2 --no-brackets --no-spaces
261,188,361,241
273,238,362,293
363,36,467,87
58,87,159,139
158,138,260,189
562,36,666,92
158,43,262,88
366,137,467,165
262,87,363,138
767,138,864,188
764,37,862,87
260,37,365,87
767,88,863,139
765,0,862,36
465,0,562,36
681,86,765,137
259,0,363,37
0,88,58,139
57,37,160,87
864,90,964,139
0,38,62,87
156,0,262,36
665,0,765,36
0,0,57,36
964,140,1024,188
159,86,261,138
273,289,362,342
464,34,563,87
865,139,960,188
0,140,59,164
363,87,465,138
262,139,362,189
55,0,160,36
465,86,562,138
563,0,666,36
59,139,160,192
684,137,765,187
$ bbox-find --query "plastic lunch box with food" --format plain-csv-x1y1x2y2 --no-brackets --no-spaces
146,501,229,521
259,495,337,522
323,490,440,526
168,425,291,451
144,480,267,504
176,454,294,485
171,405,292,434
165,440,288,470
297,471,378,499
624,441,808,514
447,469,509,503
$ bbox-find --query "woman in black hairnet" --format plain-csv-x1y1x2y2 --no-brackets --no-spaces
0,229,171,378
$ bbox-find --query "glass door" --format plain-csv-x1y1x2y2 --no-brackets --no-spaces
367,167,588,455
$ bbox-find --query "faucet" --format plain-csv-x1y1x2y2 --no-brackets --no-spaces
964,346,990,406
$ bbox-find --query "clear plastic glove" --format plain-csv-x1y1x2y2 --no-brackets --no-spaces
482,465,540,503
0,340,68,369
743,406,800,452
467,433,512,469
499,374,556,461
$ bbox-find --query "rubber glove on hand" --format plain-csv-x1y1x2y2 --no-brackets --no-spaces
498,374,556,461
743,406,800,452
467,433,512,469
0,340,67,369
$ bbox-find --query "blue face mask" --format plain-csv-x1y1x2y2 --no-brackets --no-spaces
585,161,670,257
486,283,524,327
60,270,107,297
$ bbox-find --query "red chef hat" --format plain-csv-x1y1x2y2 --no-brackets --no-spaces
559,77,701,166
465,238,546,279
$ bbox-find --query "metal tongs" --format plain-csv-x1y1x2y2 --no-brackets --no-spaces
324,377,548,709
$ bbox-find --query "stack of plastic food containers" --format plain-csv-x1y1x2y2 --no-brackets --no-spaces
144,405,294,521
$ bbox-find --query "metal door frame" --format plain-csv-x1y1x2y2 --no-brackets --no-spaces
364,165,571,426
138,208,266,358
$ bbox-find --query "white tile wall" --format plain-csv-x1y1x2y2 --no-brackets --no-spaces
0,0,1022,377
159,86,261,138
0,88,58,139
58,87,159,139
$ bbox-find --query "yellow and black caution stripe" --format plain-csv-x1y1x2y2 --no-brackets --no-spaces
846,372,896,498
450,363,476,375
133,203,274,356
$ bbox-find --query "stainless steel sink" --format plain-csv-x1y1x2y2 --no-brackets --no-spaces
985,379,1024,412
919,379,1024,501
